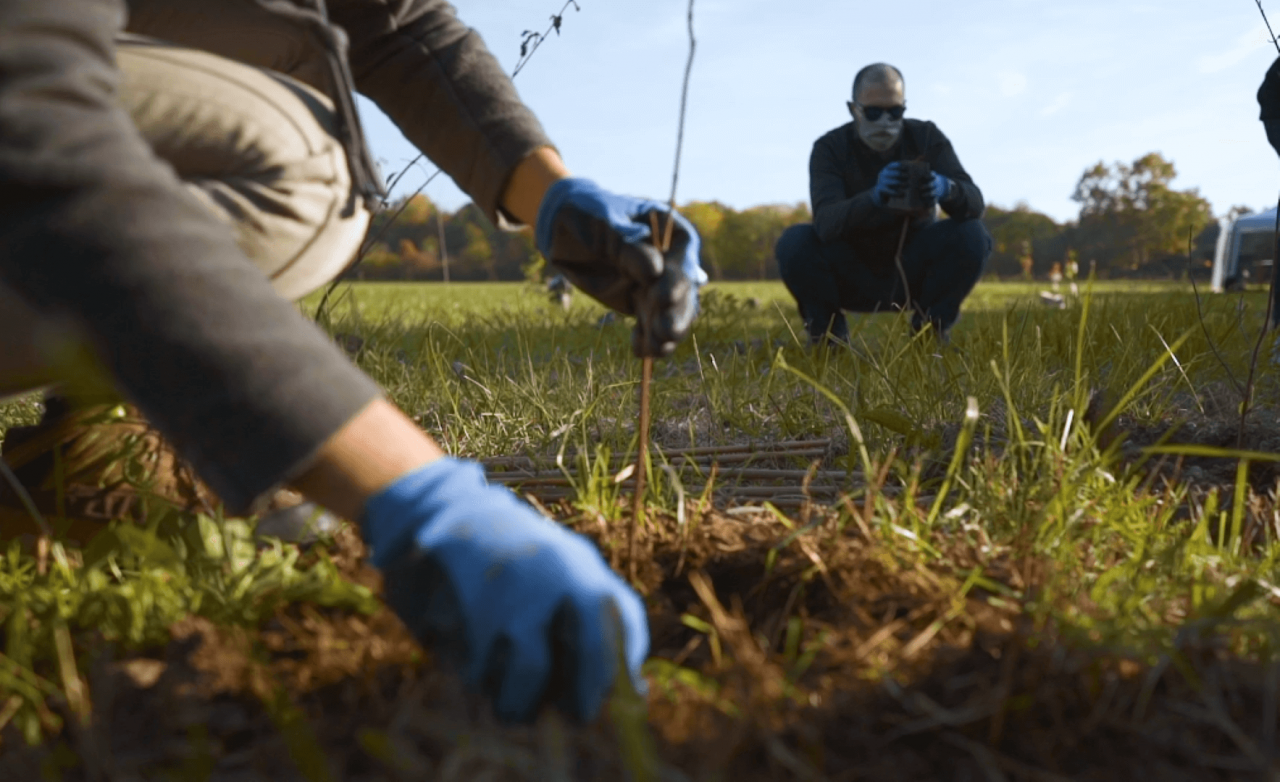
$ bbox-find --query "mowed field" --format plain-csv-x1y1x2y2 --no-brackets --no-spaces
6,279,1280,779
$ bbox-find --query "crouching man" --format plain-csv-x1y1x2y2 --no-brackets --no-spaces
0,0,707,726
776,63,991,345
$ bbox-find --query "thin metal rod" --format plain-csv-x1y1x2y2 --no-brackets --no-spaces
631,213,667,581
630,0,697,583
629,356,653,582
665,0,697,215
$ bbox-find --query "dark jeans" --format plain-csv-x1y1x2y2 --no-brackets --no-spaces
776,218,991,342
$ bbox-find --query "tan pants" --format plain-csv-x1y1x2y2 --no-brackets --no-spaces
0,36,370,397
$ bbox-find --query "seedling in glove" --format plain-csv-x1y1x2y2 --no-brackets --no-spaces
915,168,953,211
871,161,908,207
535,177,707,358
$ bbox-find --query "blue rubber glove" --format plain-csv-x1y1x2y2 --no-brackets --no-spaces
536,178,707,358
870,161,908,206
919,170,953,208
363,457,649,724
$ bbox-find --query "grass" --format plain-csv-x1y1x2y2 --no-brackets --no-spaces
4,278,1280,778
307,278,1280,476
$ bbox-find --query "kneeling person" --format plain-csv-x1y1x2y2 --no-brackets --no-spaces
777,63,991,345
0,0,705,727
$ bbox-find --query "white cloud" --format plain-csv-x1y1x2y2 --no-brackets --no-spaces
1198,22,1273,74
998,70,1028,98
1040,92,1073,117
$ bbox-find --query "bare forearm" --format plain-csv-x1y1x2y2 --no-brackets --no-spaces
501,146,571,226
289,398,443,522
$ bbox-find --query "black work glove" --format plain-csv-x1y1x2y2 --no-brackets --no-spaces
535,178,707,358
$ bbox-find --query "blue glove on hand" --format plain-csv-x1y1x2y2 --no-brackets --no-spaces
918,170,953,208
930,171,953,202
536,178,707,358
870,161,908,206
363,457,649,724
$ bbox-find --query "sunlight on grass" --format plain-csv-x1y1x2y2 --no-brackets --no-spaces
4,278,1280,774
296,279,1280,658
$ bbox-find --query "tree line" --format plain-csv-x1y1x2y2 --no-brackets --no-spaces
344,152,1241,284
347,197,543,282
985,152,1244,281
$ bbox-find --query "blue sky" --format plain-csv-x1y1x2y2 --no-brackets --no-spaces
357,0,1280,224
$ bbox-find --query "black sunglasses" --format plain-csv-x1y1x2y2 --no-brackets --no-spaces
856,104,905,122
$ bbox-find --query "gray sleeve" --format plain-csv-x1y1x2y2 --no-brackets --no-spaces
330,0,555,225
809,137,895,244
0,0,383,513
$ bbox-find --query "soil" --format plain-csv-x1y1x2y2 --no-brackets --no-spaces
3,501,1278,781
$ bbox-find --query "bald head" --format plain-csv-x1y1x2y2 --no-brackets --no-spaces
848,63,906,153
852,63,905,104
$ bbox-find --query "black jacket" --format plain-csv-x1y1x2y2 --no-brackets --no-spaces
809,119,984,266
1260,57,1280,120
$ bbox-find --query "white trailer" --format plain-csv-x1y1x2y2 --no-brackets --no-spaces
1212,207,1278,292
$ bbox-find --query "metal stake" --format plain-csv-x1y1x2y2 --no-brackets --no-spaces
630,0,697,584
630,212,672,583
629,355,653,583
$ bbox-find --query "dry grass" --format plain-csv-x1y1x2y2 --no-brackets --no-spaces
5,280,1280,779
4,502,1280,780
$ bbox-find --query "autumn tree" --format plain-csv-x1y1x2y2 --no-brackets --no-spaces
457,223,492,279
511,231,544,283
398,238,441,278
1071,152,1212,275
682,201,728,280
706,203,810,280
397,193,434,225
355,243,403,281
982,202,1064,278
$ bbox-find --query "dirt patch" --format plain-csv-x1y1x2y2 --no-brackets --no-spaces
3,508,1279,780
1120,414,1280,492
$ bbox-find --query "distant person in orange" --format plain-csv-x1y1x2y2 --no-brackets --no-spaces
1019,242,1034,281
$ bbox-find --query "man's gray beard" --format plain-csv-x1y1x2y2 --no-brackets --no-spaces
858,121,902,153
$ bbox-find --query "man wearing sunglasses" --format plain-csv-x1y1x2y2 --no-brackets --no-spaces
776,63,991,345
